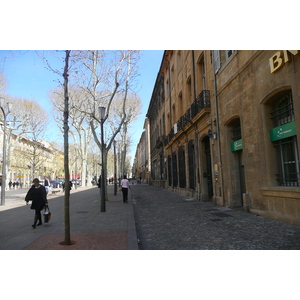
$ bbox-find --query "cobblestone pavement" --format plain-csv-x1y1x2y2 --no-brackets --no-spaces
131,184,300,250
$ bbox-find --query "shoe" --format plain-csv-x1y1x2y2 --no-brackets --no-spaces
32,225,36,229
37,222,42,226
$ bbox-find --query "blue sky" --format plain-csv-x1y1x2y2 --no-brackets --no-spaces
0,50,164,158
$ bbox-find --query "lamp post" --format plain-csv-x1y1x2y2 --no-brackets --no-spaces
0,97,12,206
99,106,106,212
113,140,117,195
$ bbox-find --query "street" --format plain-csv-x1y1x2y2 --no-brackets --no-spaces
1,183,300,250
131,184,300,250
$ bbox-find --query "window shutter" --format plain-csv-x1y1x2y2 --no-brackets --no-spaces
213,50,221,74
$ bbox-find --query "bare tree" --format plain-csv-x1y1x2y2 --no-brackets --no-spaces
0,71,7,95
0,96,48,187
62,50,71,245
69,50,140,201
109,93,142,176
49,86,94,187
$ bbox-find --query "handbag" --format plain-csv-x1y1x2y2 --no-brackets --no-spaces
43,205,51,223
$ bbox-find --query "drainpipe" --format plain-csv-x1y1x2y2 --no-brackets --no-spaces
192,51,201,200
164,52,174,189
213,51,225,206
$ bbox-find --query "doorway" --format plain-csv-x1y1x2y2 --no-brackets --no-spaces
203,136,213,199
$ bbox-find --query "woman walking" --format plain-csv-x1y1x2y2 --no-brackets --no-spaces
25,178,48,229
121,175,130,203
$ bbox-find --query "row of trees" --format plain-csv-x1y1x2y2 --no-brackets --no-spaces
1,50,143,244
0,51,142,186
47,50,142,186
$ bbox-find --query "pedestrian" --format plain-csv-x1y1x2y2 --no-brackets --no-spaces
121,175,130,203
44,177,50,195
25,178,48,229
9,181,12,189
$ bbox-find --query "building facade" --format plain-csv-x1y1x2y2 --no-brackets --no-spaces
132,118,151,183
0,132,64,188
135,50,300,225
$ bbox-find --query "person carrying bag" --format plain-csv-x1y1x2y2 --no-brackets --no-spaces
25,178,48,229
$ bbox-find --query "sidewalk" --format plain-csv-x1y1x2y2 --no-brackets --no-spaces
0,184,138,250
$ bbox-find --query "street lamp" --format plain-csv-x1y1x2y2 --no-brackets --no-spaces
0,97,12,206
113,140,117,195
99,106,106,212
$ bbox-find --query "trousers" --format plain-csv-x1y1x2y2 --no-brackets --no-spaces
122,188,128,203
33,209,42,225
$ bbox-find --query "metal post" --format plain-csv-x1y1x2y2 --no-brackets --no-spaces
0,98,11,206
113,140,117,195
99,106,106,212
100,120,105,212
1,114,7,206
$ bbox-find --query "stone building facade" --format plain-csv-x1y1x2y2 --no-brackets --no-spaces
132,118,151,183
0,132,64,188
134,50,300,225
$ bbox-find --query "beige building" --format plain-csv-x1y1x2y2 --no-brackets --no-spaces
135,50,300,225
0,132,64,188
133,118,151,183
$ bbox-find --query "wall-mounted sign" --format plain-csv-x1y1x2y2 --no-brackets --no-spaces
231,139,243,151
269,50,299,73
270,121,297,142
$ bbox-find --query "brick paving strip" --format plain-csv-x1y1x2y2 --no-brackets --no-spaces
24,232,127,250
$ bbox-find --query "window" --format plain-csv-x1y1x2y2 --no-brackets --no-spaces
172,152,178,187
178,146,186,188
226,50,235,60
168,155,172,186
197,55,206,91
274,137,299,186
188,140,196,189
270,91,299,186
177,51,182,73
231,119,242,141
212,50,220,74
271,92,294,126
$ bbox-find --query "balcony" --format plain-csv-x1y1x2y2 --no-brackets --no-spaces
155,135,165,149
165,90,210,146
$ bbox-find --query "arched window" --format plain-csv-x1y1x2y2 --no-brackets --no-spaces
269,91,299,186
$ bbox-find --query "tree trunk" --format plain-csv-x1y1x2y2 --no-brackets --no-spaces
63,50,71,245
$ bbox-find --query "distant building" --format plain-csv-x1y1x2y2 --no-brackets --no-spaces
133,118,151,183
0,132,64,187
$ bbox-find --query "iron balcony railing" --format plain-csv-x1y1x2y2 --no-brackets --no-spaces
164,90,210,145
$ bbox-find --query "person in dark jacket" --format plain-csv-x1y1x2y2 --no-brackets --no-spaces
25,178,48,229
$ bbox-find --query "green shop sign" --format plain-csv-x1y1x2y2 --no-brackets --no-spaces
231,139,243,152
270,121,297,142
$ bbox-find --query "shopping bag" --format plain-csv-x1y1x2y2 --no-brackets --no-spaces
43,206,51,223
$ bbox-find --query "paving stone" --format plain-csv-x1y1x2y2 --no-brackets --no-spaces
131,184,300,250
